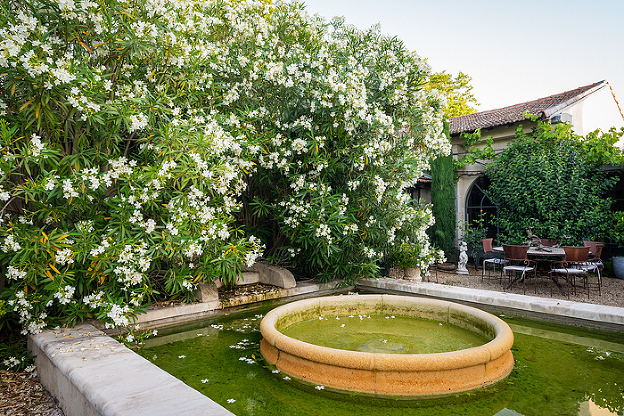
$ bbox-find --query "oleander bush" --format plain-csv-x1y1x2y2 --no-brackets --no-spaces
0,0,448,344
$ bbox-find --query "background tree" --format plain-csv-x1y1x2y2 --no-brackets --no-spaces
429,123,456,258
426,70,478,259
485,119,621,244
427,70,479,118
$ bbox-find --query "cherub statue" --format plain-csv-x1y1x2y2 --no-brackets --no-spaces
457,241,469,275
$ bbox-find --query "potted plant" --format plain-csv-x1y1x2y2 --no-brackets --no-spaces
610,211,624,280
388,244,424,281
386,250,405,279
397,244,423,282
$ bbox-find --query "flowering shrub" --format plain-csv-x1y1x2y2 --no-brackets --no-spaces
0,0,448,337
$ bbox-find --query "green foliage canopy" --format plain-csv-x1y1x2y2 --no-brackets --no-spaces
485,120,619,244
426,70,478,118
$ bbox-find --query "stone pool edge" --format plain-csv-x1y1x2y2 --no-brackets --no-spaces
28,279,624,416
28,280,342,416
29,324,234,416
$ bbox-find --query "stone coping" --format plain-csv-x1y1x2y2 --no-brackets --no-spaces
134,280,340,330
28,280,343,416
260,294,514,396
357,278,624,330
29,324,234,416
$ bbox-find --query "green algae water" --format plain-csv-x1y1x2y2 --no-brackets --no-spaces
137,302,624,416
281,314,488,354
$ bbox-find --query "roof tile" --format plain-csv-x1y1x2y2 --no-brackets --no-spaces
449,81,604,135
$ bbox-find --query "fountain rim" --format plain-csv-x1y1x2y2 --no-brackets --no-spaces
260,294,514,372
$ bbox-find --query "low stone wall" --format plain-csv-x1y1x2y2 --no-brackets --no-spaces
28,279,344,416
29,324,234,416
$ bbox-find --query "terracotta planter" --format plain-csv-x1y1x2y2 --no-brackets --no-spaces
388,266,405,279
404,267,421,282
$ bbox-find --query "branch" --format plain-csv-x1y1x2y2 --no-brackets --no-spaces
0,195,25,216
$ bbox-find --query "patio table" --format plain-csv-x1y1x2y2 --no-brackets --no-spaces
492,246,565,257
493,246,567,294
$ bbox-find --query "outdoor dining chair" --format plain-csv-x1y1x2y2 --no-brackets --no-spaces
576,242,604,296
549,246,592,298
540,238,558,247
502,244,535,295
482,238,509,282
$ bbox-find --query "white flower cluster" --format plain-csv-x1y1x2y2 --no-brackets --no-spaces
362,247,378,259
62,179,79,199
113,244,151,287
129,113,148,132
315,223,333,245
83,290,134,328
106,303,131,328
2,235,21,252
29,134,46,157
5,265,27,280
244,235,265,267
83,291,104,308
182,280,195,292
7,290,47,334
55,248,74,265
278,198,310,229
0,184,10,202
89,237,110,257
183,242,204,259
53,285,75,305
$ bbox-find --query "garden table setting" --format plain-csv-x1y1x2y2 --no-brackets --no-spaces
492,245,567,294
492,246,565,258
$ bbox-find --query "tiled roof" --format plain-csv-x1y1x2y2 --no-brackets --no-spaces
449,81,606,135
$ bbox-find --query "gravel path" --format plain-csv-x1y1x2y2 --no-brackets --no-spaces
3,266,623,415
0,370,64,416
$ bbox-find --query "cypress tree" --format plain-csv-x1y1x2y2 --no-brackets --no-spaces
429,123,456,258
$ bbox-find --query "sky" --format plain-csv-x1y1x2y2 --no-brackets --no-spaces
301,0,624,117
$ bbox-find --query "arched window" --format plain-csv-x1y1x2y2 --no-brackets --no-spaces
465,175,499,239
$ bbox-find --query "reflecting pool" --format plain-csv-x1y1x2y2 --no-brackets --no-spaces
137,301,624,416
281,313,489,354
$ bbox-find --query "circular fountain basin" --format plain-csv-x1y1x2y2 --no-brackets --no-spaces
260,294,514,397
